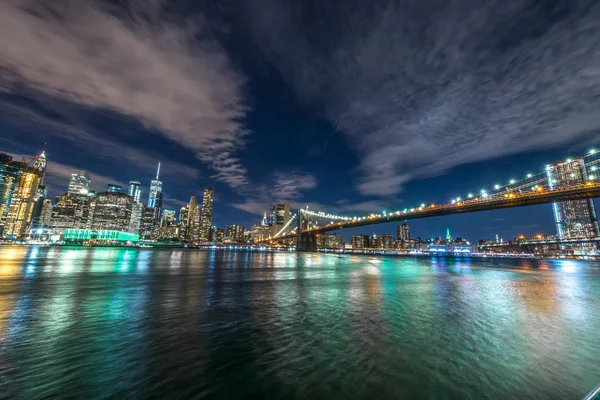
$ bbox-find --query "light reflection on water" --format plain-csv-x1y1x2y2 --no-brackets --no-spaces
0,246,599,399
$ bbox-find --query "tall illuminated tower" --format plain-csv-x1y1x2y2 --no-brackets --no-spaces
128,181,142,203
0,153,22,236
147,163,163,209
4,151,46,238
198,187,214,242
546,158,599,240
187,195,200,241
272,203,291,236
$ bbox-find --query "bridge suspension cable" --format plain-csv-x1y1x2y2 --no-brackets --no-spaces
273,213,297,238
265,146,600,242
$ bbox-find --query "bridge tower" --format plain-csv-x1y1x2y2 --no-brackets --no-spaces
296,208,318,252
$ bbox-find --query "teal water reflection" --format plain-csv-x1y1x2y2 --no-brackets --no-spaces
0,246,599,399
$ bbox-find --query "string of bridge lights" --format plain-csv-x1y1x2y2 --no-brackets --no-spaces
294,147,600,227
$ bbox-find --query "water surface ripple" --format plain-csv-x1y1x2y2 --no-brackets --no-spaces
0,246,599,399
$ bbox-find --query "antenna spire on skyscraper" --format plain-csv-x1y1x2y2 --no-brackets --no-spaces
156,162,161,179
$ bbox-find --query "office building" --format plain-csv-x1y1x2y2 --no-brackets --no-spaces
30,185,48,229
198,187,214,242
324,233,342,249
68,170,91,194
162,209,176,225
147,163,162,208
4,151,46,238
128,181,142,203
128,202,144,234
546,159,600,239
351,235,370,249
211,226,224,243
250,224,271,243
272,203,291,237
187,196,200,241
39,199,53,227
225,225,245,242
90,192,133,232
397,223,410,242
0,153,23,236
50,192,95,234
152,191,163,220
107,184,122,193
379,234,394,249
140,206,157,239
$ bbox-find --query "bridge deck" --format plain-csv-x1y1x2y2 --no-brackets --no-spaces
270,183,600,242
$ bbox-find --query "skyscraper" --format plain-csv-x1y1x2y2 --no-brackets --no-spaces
39,199,53,227
107,184,122,193
91,192,133,232
547,159,600,240
397,223,410,242
147,163,162,208
199,187,214,242
272,203,291,237
187,196,200,242
4,151,46,238
128,202,144,234
68,170,91,194
50,192,95,234
0,153,22,236
128,181,142,203
225,225,245,242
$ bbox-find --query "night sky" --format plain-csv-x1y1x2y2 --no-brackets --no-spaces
1,0,599,241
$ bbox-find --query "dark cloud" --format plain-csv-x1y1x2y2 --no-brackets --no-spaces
236,0,600,196
0,0,248,187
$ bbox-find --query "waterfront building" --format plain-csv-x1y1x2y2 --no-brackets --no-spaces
50,192,95,234
397,223,410,242
4,151,46,238
107,184,122,193
369,234,380,249
128,181,142,203
68,170,91,194
0,153,22,236
63,229,139,244
199,187,214,242
225,225,245,242
147,163,162,208
324,233,342,249
379,234,394,249
351,234,370,249
250,224,271,243
187,196,200,241
211,226,224,243
272,203,291,237
546,159,600,239
90,192,133,232
128,202,144,234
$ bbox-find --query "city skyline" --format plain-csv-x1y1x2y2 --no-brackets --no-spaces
2,147,600,244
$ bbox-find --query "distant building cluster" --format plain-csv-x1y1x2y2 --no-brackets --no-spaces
1,151,599,252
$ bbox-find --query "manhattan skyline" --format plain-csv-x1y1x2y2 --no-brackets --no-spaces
1,0,600,241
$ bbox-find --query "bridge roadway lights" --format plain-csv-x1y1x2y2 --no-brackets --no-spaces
296,232,317,252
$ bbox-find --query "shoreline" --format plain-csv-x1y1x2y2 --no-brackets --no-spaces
0,243,597,261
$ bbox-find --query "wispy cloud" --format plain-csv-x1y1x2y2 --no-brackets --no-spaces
232,171,318,214
5,153,125,196
0,0,247,187
239,0,600,196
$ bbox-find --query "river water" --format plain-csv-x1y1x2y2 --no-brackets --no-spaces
0,246,599,399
